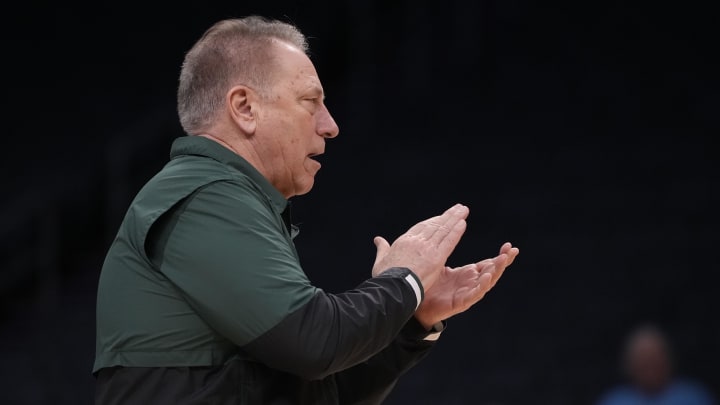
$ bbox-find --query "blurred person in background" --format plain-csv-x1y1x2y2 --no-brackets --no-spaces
595,323,716,405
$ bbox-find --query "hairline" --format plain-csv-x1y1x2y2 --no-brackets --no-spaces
177,16,310,134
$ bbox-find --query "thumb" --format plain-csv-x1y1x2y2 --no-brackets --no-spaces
371,236,391,276
374,235,389,248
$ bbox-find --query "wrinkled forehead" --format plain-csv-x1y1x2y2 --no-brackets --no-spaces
269,39,322,89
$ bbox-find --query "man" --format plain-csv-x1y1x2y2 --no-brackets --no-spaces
93,16,519,404
595,324,716,405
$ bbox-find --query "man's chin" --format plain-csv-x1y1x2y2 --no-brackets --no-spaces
307,158,322,172
293,177,316,197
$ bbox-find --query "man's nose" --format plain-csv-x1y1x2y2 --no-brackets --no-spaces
317,104,339,138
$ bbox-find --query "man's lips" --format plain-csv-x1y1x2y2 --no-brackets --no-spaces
307,153,323,169
307,152,324,161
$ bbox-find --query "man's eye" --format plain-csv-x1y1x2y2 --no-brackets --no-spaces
303,98,320,111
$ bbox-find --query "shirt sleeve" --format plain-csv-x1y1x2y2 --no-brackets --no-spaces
333,317,443,404
148,180,424,379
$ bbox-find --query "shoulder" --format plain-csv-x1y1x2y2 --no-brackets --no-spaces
134,154,248,207
666,379,716,403
163,153,254,185
190,179,274,216
595,386,640,405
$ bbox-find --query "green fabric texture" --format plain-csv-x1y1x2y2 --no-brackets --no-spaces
93,136,318,372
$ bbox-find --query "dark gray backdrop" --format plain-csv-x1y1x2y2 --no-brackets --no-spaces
2,2,717,404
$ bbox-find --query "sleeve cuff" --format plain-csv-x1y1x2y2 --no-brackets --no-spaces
403,273,423,310
422,321,445,341
377,267,424,310
400,317,447,342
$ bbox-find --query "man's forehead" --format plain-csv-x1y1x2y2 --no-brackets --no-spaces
287,63,324,95
272,40,314,69
270,40,322,89
297,70,323,90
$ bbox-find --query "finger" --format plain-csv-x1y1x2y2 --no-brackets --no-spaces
435,216,468,257
465,267,494,307
499,243,519,267
487,253,509,287
373,236,390,260
405,214,442,236
507,247,519,266
474,247,516,274
499,242,513,255
428,204,469,243
372,236,391,275
477,271,493,295
474,258,494,270
492,253,508,268
504,247,519,267
407,204,468,242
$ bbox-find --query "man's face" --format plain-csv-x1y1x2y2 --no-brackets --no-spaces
254,41,339,198
625,332,672,393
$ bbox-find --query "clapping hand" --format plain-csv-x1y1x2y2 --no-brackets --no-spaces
414,242,519,329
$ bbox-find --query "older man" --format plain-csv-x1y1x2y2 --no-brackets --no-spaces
93,16,519,404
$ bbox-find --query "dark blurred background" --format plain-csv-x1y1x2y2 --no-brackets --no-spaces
1,1,718,404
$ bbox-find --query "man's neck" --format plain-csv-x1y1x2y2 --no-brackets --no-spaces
197,133,274,193
198,133,241,155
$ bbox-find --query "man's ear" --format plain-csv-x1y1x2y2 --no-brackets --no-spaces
227,85,258,135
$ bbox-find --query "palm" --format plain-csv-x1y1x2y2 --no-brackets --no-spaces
416,262,493,323
414,242,518,329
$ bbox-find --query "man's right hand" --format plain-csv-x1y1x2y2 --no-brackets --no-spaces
371,204,470,292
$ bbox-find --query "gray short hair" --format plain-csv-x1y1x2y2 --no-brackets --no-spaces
177,16,308,134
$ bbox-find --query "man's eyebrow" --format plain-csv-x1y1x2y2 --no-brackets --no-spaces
314,87,326,100
304,83,325,99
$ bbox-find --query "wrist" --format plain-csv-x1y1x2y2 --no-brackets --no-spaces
422,320,445,341
414,313,440,332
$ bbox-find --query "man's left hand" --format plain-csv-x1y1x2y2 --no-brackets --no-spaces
414,242,519,330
